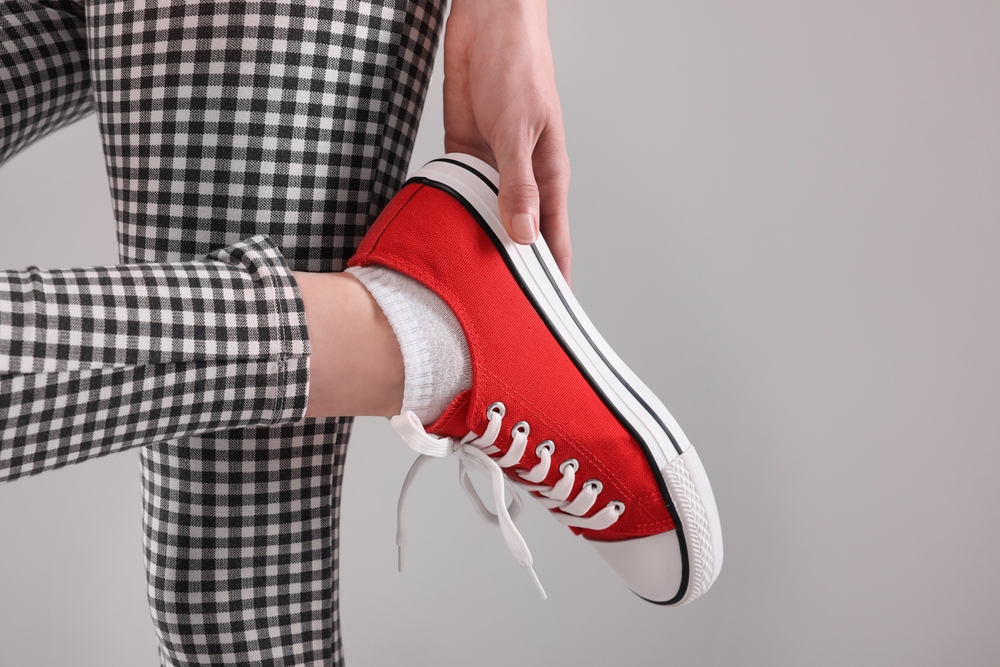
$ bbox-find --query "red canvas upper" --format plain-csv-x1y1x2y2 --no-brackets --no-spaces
349,183,675,541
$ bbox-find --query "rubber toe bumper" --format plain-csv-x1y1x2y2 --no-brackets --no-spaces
588,447,723,605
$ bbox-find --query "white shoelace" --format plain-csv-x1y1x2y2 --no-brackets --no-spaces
391,402,626,599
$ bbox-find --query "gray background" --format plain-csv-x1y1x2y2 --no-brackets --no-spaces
1,1,998,665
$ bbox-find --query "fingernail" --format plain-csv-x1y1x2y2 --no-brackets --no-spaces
512,213,536,243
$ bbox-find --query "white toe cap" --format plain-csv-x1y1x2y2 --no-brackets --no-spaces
588,447,724,605
588,531,685,603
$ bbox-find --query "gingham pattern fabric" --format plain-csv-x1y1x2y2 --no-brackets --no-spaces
0,235,310,480
0,0,95,164
89,0,444,271
0,0,445,665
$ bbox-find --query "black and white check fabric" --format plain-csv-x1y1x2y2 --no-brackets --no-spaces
1,235,310,478
0,0,94,164
1,0,445,665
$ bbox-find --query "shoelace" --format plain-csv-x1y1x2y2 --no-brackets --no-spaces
391,401,626,599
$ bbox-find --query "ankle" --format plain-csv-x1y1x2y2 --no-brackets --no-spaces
295,271,404,417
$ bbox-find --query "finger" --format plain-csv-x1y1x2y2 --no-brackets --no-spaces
534,130,572,284
494,135,541,245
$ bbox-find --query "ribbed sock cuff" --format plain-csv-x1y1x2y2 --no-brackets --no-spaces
346,265,471,424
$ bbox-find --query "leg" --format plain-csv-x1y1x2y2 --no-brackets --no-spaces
296,271,404,419
0,237,312,482
1,0,93,164
2,5,319,482
83,1,445,664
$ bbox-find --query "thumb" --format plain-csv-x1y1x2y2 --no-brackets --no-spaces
494,142,540,245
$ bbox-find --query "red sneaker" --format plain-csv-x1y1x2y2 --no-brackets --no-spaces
348,154,723,605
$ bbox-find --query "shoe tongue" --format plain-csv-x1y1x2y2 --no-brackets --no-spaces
425,389,473,438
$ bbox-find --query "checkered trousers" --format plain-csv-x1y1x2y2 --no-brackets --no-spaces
1,1,445,665
0,236,310,480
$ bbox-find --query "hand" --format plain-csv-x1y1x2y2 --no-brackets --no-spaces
443,0,572,282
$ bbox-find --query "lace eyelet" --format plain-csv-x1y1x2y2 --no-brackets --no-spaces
487,402,506,419
610,501,626,515
535,440,554,457
511,421,530,437
584,479,603,495
559,458,579,475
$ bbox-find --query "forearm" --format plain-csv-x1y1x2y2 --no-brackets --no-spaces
443,0,573,278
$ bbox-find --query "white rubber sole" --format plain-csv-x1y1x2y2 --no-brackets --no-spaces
409,154,722,604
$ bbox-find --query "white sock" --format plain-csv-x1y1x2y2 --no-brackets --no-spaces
346,265,472,425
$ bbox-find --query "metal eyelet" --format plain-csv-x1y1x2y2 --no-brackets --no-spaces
511,421,530,437
610,501,626,515
584,479,603,495
486,401,506,419
535,440,554,457
559,458,579,475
